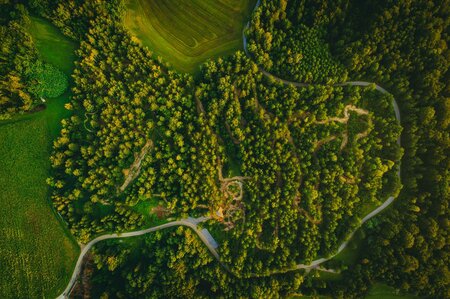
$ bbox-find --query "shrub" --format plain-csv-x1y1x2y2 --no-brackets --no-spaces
27,60,68,98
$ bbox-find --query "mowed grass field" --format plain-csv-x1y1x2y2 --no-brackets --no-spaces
124,0,256,73
0,17,78,298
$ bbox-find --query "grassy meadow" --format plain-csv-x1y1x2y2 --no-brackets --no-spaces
28,16,77,75
366,283,418,299
0,16,79,298
288,283,418,299
0,115,78,298
124,0,256,73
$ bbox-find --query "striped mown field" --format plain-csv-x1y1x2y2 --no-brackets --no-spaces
124,0,255,73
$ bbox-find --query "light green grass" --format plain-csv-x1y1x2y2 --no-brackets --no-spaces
0,16,78,298
0,115,78,298
28,16,77,75
365,283,418,299
124,0,256,73
289,283,417,299
131,197,168,226
312,270,343,281
330,229,365,265
224,145,242,177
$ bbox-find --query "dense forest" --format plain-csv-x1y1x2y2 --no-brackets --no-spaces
40,0,400,273
1,0,447,298
246,0,347,83
76,227,306,298
196,53,400,275
247,0,449,297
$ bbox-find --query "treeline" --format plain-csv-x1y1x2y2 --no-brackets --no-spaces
85,227,304,298
246,0,347,83
332,1,450,297
0,1,67,119
27,0,124,40
247,0,449,297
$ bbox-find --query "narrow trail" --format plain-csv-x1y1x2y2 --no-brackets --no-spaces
118,139,154,193
57,217,215,299
242,0,402,275
83,111,96,132
57,2,403,297
315,105,371,149
315,105,368,124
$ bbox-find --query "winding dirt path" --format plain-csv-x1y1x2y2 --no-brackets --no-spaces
316,105,368,124
315,105,370,149
118,139,154,193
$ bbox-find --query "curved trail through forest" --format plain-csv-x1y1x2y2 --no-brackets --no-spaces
242,0,402,274
58,2,403,297
57,217,216,299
